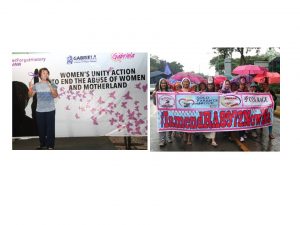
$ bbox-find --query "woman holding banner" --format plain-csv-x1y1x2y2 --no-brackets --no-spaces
220,79,232,94
230,81,239,92
199,77,218,147
219,79,234,142
28,68,58,149
173,81,182,91
152,78,173,147
249,82,259,138
179,78,193,145
194,81,207,92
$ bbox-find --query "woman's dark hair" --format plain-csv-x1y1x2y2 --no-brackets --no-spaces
155,81,160,91
199,82,207,91
38,68,50,78
194,82,206,92
159,78,169,91
13,81,29,112
207,83,215,92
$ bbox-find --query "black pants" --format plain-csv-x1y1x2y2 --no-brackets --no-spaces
36,110,55,148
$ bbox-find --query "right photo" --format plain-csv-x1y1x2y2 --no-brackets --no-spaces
150,47,280,151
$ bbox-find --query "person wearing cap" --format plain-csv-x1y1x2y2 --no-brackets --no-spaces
249,82,258,94
260,79,277,139
206,76,215,93
249,82,258,138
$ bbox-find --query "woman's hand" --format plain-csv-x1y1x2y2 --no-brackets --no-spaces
48,83,58,98
48,82,53,91
151,91,156,98
28,81,35,97
29,81,34,88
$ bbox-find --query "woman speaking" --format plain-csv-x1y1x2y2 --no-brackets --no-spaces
28,68,58,149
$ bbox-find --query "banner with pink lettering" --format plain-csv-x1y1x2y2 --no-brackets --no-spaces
156,92,274,132
12,52,147,137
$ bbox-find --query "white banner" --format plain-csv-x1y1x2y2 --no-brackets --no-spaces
12,52,148,137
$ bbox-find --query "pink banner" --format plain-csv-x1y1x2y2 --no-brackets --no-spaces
157,92,274,132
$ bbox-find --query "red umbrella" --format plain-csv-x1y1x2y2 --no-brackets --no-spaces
214,75,227,85
253,72,280,84
232,65,268,75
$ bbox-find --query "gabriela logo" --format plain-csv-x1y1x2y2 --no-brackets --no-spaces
159,96,175,108
111,53,135,62
67,55,97,64
220,95,241,108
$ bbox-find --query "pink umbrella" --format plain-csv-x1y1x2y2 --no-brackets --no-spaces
214,75,227,85
232,65,268,75
253,72,280,84
170,72,206,84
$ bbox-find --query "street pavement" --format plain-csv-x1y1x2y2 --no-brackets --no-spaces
150,100,280,152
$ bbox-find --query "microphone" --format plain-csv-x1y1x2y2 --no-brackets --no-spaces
34,68,39,83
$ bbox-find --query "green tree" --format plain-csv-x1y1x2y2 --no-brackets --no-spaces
212,48,234,59
265,47,280,61
209,56,224,74
235,47,261,65
209,55,239,74
150,57,160,72
150,55,184,74
210,47,265,73
168,61,184,74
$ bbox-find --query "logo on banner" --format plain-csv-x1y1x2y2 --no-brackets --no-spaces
158,95,175,108
178,98,195,108
67,56,73,64
111,53,135,62
220,95,241,108
243,95,270,107
66,55,97,64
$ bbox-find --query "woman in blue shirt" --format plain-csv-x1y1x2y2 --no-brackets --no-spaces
28,68,58,149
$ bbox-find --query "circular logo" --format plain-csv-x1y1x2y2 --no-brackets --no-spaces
220,95,241,108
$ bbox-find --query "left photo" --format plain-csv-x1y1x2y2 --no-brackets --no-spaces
12,52,148,150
